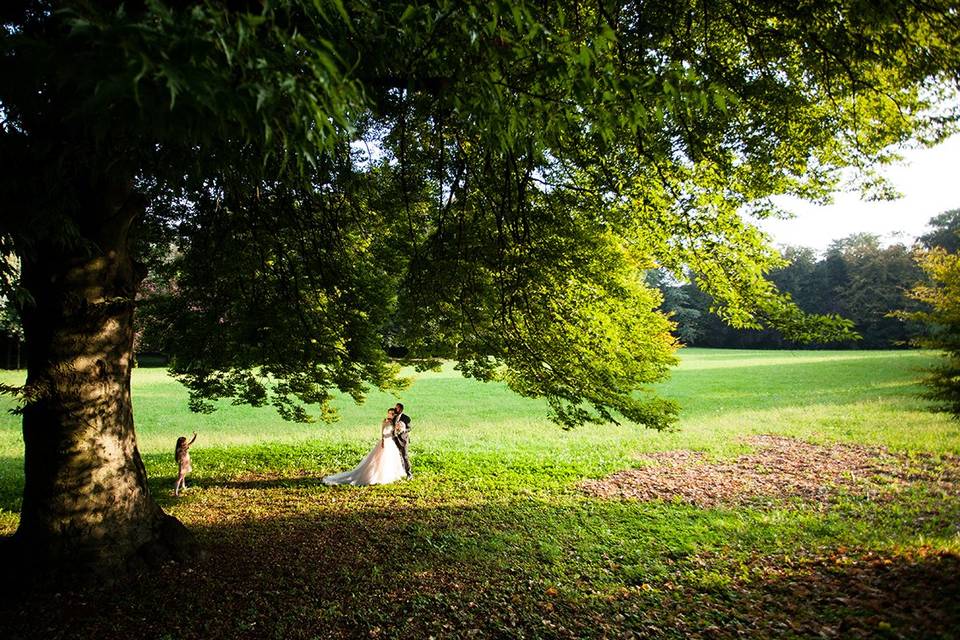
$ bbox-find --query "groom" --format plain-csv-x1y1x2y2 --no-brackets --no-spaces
392,402,413,479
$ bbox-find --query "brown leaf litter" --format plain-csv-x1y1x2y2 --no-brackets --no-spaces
579,434,960,508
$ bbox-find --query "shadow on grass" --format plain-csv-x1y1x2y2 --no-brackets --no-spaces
0,443,588,515
184,474,337,492
0,455,22,513
1,492,958,640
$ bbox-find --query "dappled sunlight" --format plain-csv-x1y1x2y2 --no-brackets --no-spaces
3,479,958,638
2,350,958,637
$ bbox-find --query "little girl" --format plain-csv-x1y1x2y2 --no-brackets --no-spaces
174,431,198,497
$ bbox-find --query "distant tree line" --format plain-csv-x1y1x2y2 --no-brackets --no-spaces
650,209,960,349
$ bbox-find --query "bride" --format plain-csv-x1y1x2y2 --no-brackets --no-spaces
323,407,407,486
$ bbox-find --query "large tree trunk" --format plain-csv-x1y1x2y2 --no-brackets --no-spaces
9,182,191,583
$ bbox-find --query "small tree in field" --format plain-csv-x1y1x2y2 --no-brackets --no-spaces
901,247,960,416
1,1,958,580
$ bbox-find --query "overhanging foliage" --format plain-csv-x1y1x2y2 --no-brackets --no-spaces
3,0,959,428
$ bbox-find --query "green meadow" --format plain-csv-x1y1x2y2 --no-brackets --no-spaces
1,348,958,638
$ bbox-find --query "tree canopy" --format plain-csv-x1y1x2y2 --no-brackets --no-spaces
2,0,959,430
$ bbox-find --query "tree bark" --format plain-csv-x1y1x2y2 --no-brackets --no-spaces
9,183,192,584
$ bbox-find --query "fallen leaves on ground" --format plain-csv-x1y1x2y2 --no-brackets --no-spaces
617,547,960,640
578,434,960,508
2,436,958,639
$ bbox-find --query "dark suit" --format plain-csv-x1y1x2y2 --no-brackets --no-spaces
392,413,412,476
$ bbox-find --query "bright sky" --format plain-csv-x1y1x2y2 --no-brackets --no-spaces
756,134,960,253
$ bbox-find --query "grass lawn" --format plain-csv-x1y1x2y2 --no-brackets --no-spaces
1,348,958,639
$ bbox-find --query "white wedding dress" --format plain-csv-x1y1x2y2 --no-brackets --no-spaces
322,420,407,486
